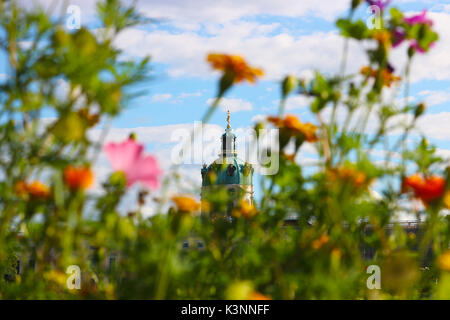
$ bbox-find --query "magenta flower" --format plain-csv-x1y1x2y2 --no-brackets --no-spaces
392,28,406,48
409,40,435,54
104,138,162,189
366,0,391,10
404,10,433,26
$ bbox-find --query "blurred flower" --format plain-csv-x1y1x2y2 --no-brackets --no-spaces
366,0,391,10
249,292,271,300
409,40,435,54
172,195,200,213
27,182,51,198
312,234,330,250
361,66,401,88
44,269,67,287
268,114,318,142
438,251,450,272
225,281,270,300
64,166,93,190
14,181,29,197
444,191,450,209
392,28,406,48
232,200,258,219
403,174,446,204
207,53,263,84
281,75,298,99
327,166,369,189
392,11,436,54
104,138,162,189
372,30,391,48
14,181,51,199
404,10,433,26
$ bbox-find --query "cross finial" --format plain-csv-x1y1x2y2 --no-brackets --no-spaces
226,110,231,129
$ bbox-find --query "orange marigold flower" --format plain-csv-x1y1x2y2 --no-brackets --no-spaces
207,53,263,84
14,181,29,197
27,181,51,198
360,66,401,88
248,292,271,300
312,234,330,250
232,200,258,219
403,174,446,204
172,195,201,213
64,166,94,190
381,69,401,87
327,166,368,189
372,30,391,47
268,114,318,142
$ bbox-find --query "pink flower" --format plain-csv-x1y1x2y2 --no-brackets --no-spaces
404,10,433,26
366,0,391,11
104,138,162,189
409,40,435,54
392,28,406,48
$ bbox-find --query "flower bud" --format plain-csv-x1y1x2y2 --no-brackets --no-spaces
281,75,298,99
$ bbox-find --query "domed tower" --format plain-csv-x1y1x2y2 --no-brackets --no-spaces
201,111,254,216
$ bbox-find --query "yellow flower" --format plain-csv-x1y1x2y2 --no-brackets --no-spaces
172,195,201,213
15,180,51,199
232,200,258,219
44,269,67,287
248,292,272,300
438,251,450,272
225,281,271,300
28,181,51,198
207,53,263,84
372,30,391,48
443,191,450,209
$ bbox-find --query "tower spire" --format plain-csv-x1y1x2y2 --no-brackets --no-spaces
226,110,231,129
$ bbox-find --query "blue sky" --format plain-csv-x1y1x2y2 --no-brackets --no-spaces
3,0,450,217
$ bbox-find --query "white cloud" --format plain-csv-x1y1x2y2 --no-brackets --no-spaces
207,97,253,112
415,112,450,140
115,25,367,81
139,0,348,24
151,93,172,102
418,89,450,107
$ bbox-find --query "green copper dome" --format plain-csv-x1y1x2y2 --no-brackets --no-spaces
201,111,253,187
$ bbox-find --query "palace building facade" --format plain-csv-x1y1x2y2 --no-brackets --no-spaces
200,111,254,217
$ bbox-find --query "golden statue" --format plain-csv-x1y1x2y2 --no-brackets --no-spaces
226,110,231,129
